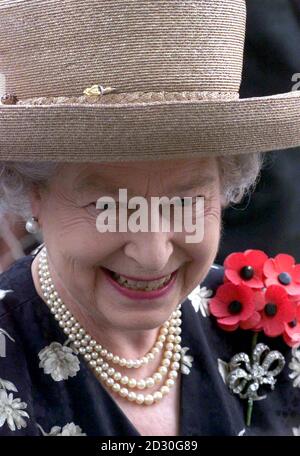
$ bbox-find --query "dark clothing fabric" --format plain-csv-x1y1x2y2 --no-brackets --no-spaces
0,249,299,436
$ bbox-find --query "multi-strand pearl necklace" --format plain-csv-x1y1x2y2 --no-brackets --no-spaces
38,246,182,406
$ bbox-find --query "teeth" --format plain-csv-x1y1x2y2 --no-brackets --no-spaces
112,272,172,291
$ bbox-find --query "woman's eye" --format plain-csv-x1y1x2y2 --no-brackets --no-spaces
89,201,115,210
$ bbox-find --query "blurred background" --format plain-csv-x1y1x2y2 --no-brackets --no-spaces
216,0,300,262
0,0,300,272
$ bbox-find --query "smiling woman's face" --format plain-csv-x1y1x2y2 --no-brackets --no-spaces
31,157,222,333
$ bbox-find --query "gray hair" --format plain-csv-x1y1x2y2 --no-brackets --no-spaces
0,154,263,220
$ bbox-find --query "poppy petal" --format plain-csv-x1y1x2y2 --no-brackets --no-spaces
275,254,295,272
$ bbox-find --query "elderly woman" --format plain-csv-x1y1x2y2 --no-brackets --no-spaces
0,0,300,437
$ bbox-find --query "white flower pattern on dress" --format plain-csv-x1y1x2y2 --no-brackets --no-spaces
38,341,80,381
188,285,213,317
292,426,300,436
217,358,229,384
181,346,194,375
289,348,300,388
0,388,29,432
37,422,86,436
0,289,13,300
0,328,15,358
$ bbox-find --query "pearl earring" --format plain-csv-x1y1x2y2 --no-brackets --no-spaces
25,216,40,234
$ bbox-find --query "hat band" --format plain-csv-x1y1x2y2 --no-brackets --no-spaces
12,90,239,106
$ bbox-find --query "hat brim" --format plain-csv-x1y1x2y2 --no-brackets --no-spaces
0,90,300,162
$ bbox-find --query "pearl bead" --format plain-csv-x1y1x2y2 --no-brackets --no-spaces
155,341,164,350
146,377,155,388
106,378,114,386
128,392,136,402
162,358,171,367
144,394,154,405
114,372,122,381
137,379,146,390
120,388,129,398
173,353,181,361
112,383,121,392
161,385,170,395
120,376,129,385
128,378,137,388
136,394,144,404
141,356,149,365
164,350,173,359
119,358,127,366
153,391,163,402
153,373,163,384
158,366,168,376
166,378,175,388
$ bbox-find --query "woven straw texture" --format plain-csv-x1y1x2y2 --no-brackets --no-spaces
0,0,299,161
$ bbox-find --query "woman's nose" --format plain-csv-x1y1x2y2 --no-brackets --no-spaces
123,230,174,275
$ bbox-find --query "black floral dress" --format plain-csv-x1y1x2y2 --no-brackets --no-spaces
0,247,299,436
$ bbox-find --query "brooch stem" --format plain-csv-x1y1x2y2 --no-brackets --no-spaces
246,332,259,426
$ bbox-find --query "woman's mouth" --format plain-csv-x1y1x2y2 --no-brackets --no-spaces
101,267,178,299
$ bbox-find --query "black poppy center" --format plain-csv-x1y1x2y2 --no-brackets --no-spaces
288,319,298,328
240,265,254,280
228,300,243,315
264,302,278,317
278,272,292,285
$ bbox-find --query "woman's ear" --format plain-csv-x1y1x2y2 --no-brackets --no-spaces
27,183,44,226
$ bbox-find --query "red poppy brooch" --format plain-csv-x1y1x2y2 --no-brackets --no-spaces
209,250,300,426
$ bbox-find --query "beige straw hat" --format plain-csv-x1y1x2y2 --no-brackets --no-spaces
0,0,299,162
